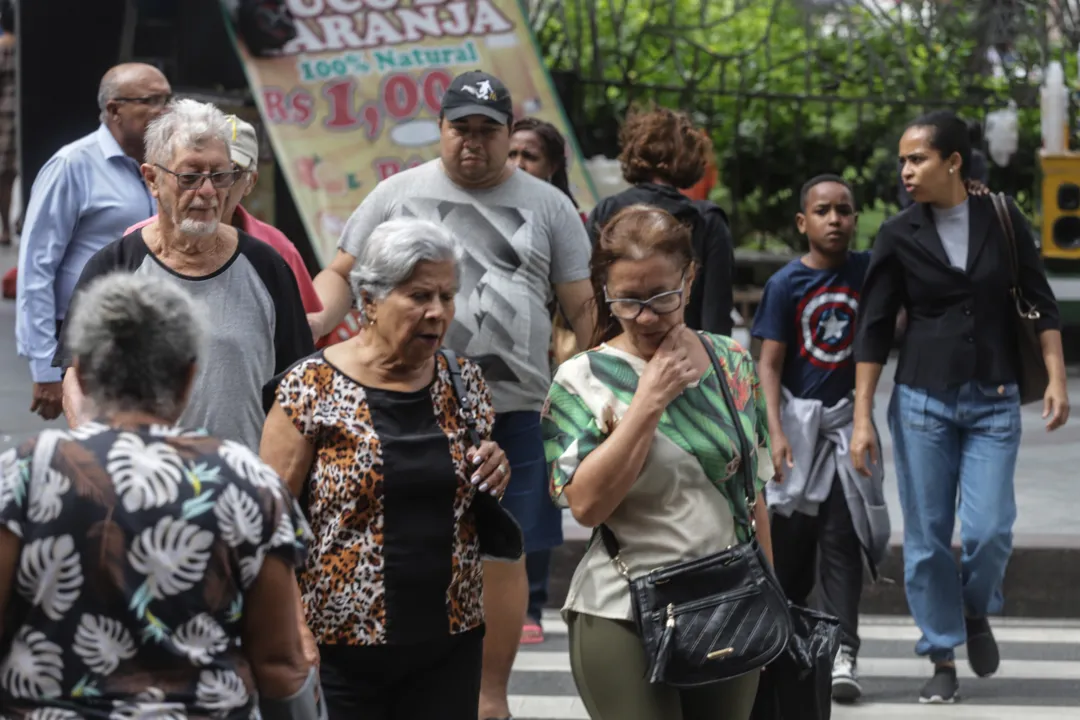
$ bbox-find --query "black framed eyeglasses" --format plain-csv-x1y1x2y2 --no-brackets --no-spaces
114,94,173,108
603,285,686,320
154,164,241,190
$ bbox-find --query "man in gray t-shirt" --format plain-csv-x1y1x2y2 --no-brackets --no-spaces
337,158,589,412
309,70,593,720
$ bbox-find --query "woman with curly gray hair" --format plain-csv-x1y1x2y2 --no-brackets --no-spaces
260,217,519,719
0,272,320,718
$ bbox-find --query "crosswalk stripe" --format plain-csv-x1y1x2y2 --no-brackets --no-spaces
524,611,1080,717
512,651,1080,680
506,696,1080,720
537,610,1080,644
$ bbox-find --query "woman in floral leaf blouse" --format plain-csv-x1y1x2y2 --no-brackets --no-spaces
541,205,774,720
0,273,314,719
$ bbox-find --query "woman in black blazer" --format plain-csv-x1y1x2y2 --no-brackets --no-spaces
850,111,1070,705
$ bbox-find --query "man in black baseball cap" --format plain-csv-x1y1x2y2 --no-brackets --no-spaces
429,70,517,190
441,70,514,125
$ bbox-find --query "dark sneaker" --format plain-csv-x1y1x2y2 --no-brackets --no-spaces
919,665,959,704
831,645,862,702
965,616,1000,678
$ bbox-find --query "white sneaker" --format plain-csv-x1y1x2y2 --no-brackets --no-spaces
832,645,862,703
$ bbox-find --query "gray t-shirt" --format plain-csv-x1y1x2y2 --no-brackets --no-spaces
57,230,315,449
931,199,970,270
339,160,592,413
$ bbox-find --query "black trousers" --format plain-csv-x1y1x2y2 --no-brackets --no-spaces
770,477,863,652
319,626,484,719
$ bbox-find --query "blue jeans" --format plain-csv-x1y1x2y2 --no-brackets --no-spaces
888,381,1021,663
493,411,564,554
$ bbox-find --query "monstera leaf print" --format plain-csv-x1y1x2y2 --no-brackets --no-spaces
239,547,267,589
172,614,229,665
27,468,71,524
214,484,264,549
196,669,250,711
1,627,64,698
65,421,109,442
73,614,136,675
218,441,281,492
26,709,83,720
109,700,186,720
106,433,184,512
0,446,28,518
271,507,300,548
17,535,83,621
128,516,214,601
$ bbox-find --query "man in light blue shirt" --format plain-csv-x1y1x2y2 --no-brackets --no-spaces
16,62,171,419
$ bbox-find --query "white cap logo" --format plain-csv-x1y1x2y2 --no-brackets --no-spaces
462,80,496,101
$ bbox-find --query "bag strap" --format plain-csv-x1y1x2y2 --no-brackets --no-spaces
598,333,758,571
439,349,482,449
990,192,1020,287
990,192,1041,321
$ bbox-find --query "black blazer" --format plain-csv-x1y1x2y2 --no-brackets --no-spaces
854,194,1059,391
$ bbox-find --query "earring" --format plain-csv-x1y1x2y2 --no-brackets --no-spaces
949,167,955,174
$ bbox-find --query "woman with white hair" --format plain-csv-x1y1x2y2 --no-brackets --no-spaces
260,217,518,719
0,273,319,718
57,98,313,450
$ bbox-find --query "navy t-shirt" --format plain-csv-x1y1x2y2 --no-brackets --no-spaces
751,252,872,407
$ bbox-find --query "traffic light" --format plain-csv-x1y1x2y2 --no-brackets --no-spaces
1041,154,1080,259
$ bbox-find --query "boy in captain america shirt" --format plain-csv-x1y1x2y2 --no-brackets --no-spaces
752,174,886,704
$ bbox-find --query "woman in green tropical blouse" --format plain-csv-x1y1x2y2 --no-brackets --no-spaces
541,204,775,720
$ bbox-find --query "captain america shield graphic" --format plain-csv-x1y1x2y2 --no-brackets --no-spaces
796,285,860,370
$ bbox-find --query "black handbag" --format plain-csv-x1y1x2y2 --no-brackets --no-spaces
991,193,1049,405
440,349,524,563
751,604,842,720
598,334,792,688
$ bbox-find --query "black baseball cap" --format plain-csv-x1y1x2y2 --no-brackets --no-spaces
441,71,513,125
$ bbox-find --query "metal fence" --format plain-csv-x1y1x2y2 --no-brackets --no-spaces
528,0,1073,246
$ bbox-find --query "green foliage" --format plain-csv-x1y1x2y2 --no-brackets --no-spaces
534,0,1052,249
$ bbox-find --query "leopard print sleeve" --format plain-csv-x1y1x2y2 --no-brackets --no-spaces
459,358,495,441
274,357,324,441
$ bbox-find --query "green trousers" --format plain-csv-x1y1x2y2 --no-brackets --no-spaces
567,612,760,720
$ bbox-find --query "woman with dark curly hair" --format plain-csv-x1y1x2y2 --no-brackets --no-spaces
587,105,735,339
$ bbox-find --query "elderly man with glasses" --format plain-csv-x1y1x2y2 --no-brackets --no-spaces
124,114,323,317
16,62,171,421
54,98,314,450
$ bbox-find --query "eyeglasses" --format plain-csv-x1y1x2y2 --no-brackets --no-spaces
604,285,686,320
114,94,173,108
154,164,241,190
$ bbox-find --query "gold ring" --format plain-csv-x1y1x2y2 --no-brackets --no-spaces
498,463,508,476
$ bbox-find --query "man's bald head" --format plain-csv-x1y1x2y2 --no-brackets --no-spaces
98,63,172,162
98,63,170,121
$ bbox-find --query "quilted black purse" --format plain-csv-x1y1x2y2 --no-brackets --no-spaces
598,334,792,688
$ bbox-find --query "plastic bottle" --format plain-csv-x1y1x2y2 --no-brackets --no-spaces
1041,60,1068,154
986,101,1019,167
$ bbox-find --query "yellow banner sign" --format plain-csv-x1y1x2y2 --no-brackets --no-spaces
230,0,598,266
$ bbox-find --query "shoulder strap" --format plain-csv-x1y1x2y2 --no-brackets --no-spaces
439,349,482,449
696,333,758,511
598,333,758,564
990,192,1020,288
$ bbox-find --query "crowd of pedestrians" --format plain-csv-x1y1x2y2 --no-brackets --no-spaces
1,58,1069,720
